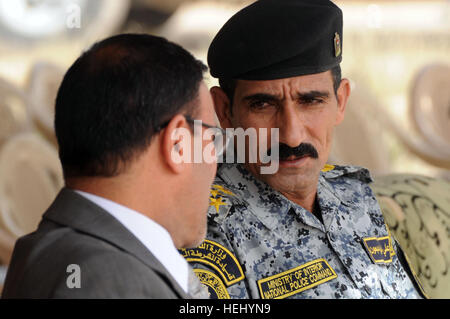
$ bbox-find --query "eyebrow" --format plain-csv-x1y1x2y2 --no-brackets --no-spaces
242,90,330,103
297,90,330,101
242,93,281,103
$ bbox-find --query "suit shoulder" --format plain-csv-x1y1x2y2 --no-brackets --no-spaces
5,224,177,298
51,250,177,298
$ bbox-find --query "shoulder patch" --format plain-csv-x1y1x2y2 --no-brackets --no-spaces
194,269,230,299
180,239,245,286
257,258,337,299
362,236,393,264
321,164,373,183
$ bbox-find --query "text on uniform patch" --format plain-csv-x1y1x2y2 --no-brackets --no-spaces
180,239,244,286
194,269,230,299
363,236,393,264
257,258,337,299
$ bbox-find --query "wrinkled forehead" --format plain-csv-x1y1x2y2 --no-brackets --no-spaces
234,70,334,98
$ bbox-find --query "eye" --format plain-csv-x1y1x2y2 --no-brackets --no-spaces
300,97,325,105
249,100,273,110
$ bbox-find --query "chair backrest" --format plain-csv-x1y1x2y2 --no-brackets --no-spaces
330,79,390,175
371,174,450,299
410,63,450,158
0,77,30,147
0,133,64,238
26,62,65,146
0,227,14,265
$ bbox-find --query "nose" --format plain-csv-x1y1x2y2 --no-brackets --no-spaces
278,102,307,148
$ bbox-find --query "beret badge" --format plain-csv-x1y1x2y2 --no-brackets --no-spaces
334,32,341,57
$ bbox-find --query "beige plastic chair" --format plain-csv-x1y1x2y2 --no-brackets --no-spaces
0,227,14,265
408,63,450,167
26,62,65,146
329,79,391,175
334,67,450,172
371,174,450,299
0,133,64,240
0,77,30,147
0,0,130,52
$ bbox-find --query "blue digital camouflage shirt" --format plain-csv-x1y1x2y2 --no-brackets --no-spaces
180,163,422,299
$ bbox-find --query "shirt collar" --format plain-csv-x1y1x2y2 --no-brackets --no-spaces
217,164,345,232
74,190,189,293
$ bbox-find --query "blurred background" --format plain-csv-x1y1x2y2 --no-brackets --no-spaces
0,0,449,292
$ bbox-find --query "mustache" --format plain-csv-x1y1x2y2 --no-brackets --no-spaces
267,142,319,160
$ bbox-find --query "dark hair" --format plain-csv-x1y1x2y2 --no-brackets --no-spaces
55,33,207,178
219,65,342,107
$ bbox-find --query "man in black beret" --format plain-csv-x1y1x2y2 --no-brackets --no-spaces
180,0,424,299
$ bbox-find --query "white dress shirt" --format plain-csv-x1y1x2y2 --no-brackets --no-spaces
74,190,189,293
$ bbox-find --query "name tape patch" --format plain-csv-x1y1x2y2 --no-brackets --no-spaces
180,240,244,286
257,258,337,299
194,269,230,299
363,236,393,264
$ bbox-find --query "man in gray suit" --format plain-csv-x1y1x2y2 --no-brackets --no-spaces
2,34,218,298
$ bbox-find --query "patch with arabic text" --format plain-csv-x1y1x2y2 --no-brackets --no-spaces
194,269,230,299
180,240,244,286
362,236,393,264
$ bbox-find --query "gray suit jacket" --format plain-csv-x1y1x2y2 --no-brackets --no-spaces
1,188,190,299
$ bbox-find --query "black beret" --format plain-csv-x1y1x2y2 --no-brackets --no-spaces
208,0,343,80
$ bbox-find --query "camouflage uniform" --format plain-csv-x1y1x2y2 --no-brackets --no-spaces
181,163,422,299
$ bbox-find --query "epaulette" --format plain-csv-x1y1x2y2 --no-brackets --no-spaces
320,164,373,184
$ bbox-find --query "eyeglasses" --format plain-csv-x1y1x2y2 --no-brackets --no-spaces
157,115,232,159
185,116,232,159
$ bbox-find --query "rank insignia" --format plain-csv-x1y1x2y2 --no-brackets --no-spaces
363,236,393,264
334,32,341,57
194,269,230,299
209,196,228,213
321,164,335,172
180,240,245,286
211,184,235,197
257,258,337,299
209,184,234,213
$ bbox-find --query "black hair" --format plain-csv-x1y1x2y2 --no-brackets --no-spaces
219,65,342,107
55,33,207,178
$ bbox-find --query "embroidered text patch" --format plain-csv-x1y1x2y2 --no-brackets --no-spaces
180,239,244,286
257,258,337,299
363,236,393,264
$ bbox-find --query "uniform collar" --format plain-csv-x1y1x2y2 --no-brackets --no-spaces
217,164,347,233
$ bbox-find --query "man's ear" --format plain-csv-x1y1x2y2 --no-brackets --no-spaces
210,86,233,129
335,78,351,125
160,114,192,174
